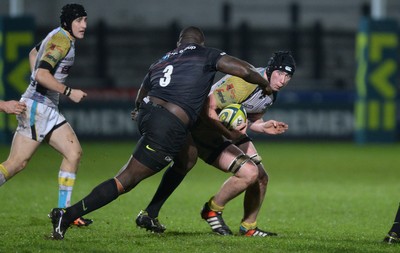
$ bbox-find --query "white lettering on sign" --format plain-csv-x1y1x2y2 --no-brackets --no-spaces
62,108,355,139
63,109,136,136
264,109,354,136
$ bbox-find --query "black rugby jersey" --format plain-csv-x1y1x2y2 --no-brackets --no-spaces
143,43,225,124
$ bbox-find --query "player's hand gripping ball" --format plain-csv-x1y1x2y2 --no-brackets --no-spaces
218,104,247,130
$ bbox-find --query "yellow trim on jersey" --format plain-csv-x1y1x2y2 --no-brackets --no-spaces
212,76,258,109
40,31,71,68
0,164,10,179
58,176,76,187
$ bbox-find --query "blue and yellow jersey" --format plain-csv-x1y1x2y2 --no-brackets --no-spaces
23,27,75,107
211,67,276,114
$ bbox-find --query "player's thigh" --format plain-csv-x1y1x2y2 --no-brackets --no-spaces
6,132,40,163
214,144,259,178
173,134,198,173
213,144,247,172
48,123,82,157
237,140,257,155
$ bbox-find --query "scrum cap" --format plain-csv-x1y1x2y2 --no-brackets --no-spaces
265,51,296,79
60,4,87,34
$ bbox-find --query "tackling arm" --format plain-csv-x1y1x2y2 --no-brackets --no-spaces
216,55,272,95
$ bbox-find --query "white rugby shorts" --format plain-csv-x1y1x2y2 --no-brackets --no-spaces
16,98,67,142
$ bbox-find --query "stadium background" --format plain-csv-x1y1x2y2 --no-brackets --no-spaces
0,0,399,142
1,2,400,252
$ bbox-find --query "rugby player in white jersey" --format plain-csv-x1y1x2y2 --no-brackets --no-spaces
0,3,91,227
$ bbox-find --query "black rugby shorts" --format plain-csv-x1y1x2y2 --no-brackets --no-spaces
133,101,188,171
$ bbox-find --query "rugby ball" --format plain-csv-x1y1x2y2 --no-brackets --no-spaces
218,104,247,130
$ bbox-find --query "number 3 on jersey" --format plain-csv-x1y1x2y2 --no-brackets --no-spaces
159,65,174,87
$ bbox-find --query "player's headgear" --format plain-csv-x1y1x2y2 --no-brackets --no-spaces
265,51,296,80
60,4,87,35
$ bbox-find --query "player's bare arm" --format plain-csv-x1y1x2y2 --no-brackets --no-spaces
202,96,245,141
216,55,272,95
132,85,149,120
35,68,87,103
0,100,26,115
134,84,149,108
202,96,229,135
29,47,38,73
249,118,288,135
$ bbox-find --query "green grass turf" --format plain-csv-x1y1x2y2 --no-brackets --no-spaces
0,141,399,253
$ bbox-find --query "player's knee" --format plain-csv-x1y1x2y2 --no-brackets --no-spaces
172,156,197,175
258,167,269,186
249,166,259,183
186,155,198,172
67,147,83,163
240,163,259,185
19,160,29,172
251,155,268,185
2,158,28,177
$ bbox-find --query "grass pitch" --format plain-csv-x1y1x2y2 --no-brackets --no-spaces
0,141,399,253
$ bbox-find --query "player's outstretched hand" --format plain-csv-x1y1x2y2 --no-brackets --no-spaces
69,89,87,103
1,100,26,115
262,120,288,135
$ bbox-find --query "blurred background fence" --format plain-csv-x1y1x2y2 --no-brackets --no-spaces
36,2,366,91
1,0,399,142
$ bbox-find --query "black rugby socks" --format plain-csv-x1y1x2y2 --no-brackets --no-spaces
64,178,119,223
146,166,185,218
